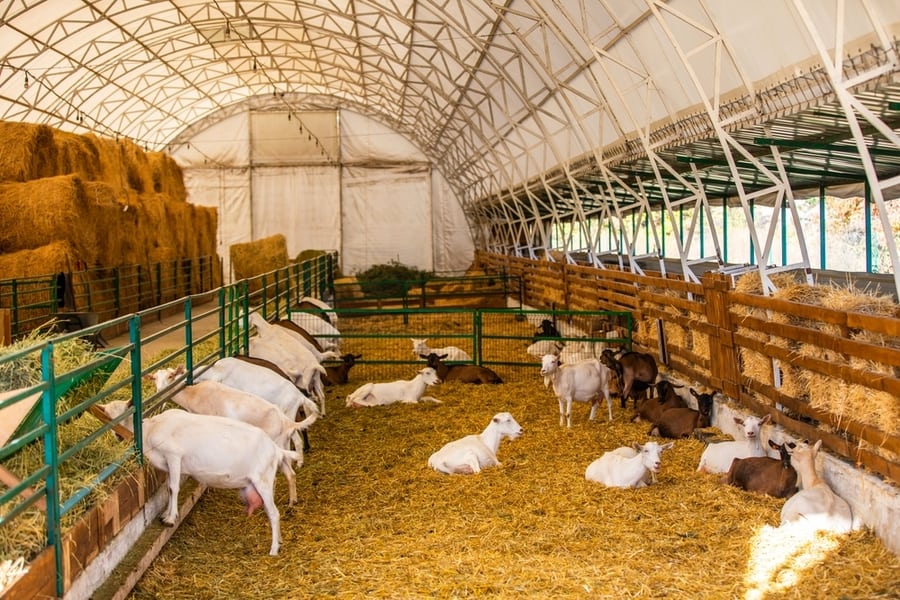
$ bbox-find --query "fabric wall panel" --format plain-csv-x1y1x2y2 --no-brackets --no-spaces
251,165,341,259
171,112,250,167
341,165,432,275
250,111,338,164
183,168,251,279
340,109,426,164
431,169,475,273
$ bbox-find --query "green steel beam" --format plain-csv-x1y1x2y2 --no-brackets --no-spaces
753,137,900,157
677,154,863,178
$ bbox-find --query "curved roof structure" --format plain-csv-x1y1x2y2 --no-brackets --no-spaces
2,1,899,288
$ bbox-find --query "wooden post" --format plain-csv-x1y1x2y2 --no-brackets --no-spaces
702,273,742,398
0,308,10,346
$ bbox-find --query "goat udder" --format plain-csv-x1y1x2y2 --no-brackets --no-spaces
240,485,264,516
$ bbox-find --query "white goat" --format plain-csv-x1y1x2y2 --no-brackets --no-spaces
147,367,313,505
346,367,441,407
297,295,339,329
539,354,614,426
411,338,471,362
697,414,771,474
585,441,674,488
272,320,341,363
195,357,320,423
290,310,341,351
428,412,524,474
526,339,564,359
144,409,293,555
780,440,854,533
558,339,605,364
248,325,327,413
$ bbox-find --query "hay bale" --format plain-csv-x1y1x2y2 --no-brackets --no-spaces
770,283,831,399
0,241,78,286
0,122,58,182
802,286,899,434
147,152,186,201
53,129,102,181
731,271,801,395
0,175,99,263
230,234,288,285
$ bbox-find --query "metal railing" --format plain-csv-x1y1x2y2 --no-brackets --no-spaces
0,250,337,597
0,255,222,339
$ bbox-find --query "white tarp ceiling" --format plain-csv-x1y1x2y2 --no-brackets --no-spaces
2,1,900,287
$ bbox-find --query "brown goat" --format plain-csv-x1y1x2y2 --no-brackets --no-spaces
649,388,714,438
422,352,503,385
600,349,658,408
633,379,686,424
725,439,798,498
323,353,362,386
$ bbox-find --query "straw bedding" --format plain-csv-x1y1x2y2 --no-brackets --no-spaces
128,319,900,599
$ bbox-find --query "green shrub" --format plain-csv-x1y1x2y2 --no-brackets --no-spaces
355,260,432,297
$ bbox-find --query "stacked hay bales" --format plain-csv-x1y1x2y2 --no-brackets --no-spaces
0,121,218,292
732,270,802,405
800,287,900,441
770,282,832,399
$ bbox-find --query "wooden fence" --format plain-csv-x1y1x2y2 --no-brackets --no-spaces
476,251,900,483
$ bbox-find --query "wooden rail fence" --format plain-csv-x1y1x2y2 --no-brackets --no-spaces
476,250,900,483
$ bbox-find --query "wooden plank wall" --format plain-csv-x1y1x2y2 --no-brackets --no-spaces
476,251,900,483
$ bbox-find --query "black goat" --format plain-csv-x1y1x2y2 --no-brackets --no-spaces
532,318,561,342
324,353,362,386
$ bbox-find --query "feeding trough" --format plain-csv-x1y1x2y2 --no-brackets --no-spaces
0,345,127,509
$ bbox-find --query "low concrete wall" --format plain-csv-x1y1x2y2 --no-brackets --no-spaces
712,400,900,555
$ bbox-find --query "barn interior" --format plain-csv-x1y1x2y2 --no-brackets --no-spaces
1,2,900,599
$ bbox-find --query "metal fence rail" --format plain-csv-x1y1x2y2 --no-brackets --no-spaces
0,255,222,340
0,251,337,598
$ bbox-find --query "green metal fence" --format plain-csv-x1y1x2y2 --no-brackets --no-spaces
288,306,633,382
1,252,628,598
0,255,221,339
0,251,337,597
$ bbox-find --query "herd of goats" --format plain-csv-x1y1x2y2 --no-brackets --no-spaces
96,301,855,556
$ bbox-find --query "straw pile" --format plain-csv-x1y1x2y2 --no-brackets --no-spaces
800,286,900,438
769,283,832,399
0,327,137,562
0,121,213,282
732,271,803,402
129,312,900,600
230,234,289,286
660,288,688,352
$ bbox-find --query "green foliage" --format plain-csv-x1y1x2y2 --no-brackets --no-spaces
355,260,432,297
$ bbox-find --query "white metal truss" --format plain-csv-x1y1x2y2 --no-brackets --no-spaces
1,0,899,284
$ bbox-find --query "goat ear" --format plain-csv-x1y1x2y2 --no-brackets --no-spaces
632,442,641,451
768,439,780,450
439,353,448,360
812,439,823,453
662,442,674,451
760,414,771,425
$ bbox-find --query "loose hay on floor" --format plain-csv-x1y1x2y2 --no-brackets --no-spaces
129,366,900,599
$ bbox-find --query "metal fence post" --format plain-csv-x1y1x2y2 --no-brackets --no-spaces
40,344,64,597
184,297,194,382
130,315,144,459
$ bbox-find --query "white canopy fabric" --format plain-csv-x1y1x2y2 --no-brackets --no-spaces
1,1,899,287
